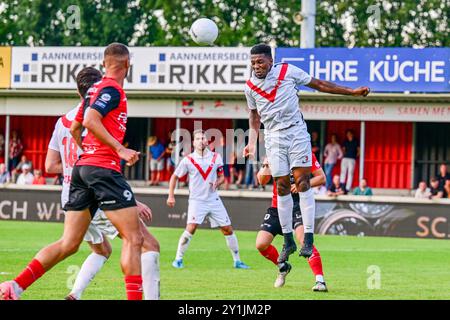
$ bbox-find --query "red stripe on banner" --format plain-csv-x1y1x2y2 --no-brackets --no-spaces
246,63,288,103
187,153,219,181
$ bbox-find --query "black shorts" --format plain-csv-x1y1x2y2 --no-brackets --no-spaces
260,205,303,236
64,165,137,215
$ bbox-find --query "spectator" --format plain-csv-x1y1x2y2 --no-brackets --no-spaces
165,131,177,175
340,130,359,192
9,130,23,172
353,178,373,196
429,177,444,199
437,163,450,190
0,133,5,163
16,164,34,185
323,134,343,189
148,136,165,186
32,169,46,185
233,151,245,188
414,181,431,199
0,163,11,184
13,155,33,182
311,131,321,161
327,174,346,196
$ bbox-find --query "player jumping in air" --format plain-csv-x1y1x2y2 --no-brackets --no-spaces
0,43,145,300
167,130,250,269
44,67,160,300
256,154,327,291
243,44,369,263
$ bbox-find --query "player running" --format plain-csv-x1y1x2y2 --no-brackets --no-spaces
256,154,327,291
243,44,370,263
44,67,160,300
167,130,249,269
0,43,144,300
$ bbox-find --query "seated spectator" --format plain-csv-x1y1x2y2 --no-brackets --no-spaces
327,174,346,196
13,155,33,182
429,177,444,199
414,181,431,199
437,163,450,190
16,164,34,185
148,136,165,186
32,169,46,185
0,163,11,184
353,178,373,196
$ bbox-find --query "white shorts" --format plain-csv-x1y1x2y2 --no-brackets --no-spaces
264,123,312,177
188,198,231,228
150,158,165,171
83,210,119,244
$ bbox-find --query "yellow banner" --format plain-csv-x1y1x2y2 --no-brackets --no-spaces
0,47,11,88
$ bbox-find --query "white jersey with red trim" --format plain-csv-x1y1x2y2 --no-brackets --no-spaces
244,63,312,132
174,149,224,201
48,104,83,206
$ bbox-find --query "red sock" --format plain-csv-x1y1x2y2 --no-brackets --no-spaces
259,245,279,266
14,259,46,290
308,246,324,276
125,275,143,300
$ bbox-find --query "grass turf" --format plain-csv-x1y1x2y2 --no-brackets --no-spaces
1,220,450,300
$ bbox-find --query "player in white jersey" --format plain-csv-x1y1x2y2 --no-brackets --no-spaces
167,130,250,269
244,44,370,263
45,67,160,300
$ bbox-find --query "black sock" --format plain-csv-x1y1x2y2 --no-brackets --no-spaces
283,232,295,247
304,232,314,247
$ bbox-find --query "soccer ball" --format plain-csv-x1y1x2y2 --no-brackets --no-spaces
189,18,218,45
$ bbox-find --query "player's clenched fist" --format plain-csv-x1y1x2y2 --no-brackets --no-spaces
118,147,140,166
167,195,176,208
352,86,370,97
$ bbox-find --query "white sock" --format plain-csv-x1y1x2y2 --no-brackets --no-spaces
175,230,192,260
277,194,294,233
299,188,316,234
225,233,240,262
316,275,325,283
70,252,107,299
141,251,160,300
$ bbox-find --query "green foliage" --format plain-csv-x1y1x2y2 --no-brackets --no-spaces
0,0,448,47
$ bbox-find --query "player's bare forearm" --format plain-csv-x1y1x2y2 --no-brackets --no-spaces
216,174,225,187
248,109,260,147
310,168,326,188
307,78,370,97
168,174,178,197
45,149,63,174
83,109,123,152
70,120,83,149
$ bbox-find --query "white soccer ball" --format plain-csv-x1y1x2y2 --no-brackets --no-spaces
189,18,218,45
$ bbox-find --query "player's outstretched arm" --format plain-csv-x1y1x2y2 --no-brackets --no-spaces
45,149,63,174
167,174,178,207
306,78,370,97
83,108,140,166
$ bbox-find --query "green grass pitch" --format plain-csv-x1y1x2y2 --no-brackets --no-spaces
1,220,450,300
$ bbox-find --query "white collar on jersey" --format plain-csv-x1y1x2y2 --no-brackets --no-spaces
192,148,212,159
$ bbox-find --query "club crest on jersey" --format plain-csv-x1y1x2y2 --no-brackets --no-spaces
100,93,111,102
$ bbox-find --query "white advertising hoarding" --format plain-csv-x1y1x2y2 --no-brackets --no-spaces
11,46,252,91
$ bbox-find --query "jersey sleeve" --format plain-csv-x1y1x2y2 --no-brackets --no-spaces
244,86,257,110
290,64,312,86
74,99,86,123
90,86,121,117
48,118,62,151
174,157,189,178
216,153,224,175
311,153,321,172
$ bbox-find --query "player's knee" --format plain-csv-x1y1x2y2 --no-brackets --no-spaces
61,240,81,256
255,241,269,252
221,226,233,235
127,232,144,249
276,181,291,196
142,235,160,252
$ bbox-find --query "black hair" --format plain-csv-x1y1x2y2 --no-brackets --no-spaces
250,43,272,58
76,67,102,97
